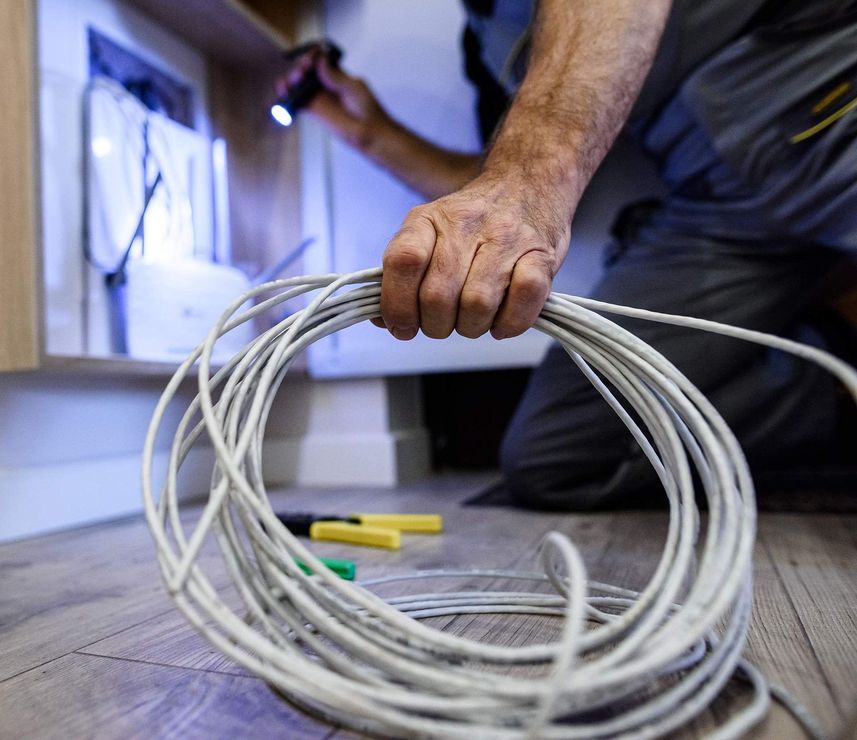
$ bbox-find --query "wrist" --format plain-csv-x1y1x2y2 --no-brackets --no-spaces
483,105,587,213
358,109,401,159
480,146,582,229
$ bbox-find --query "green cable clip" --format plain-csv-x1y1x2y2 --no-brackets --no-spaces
294,556,356,581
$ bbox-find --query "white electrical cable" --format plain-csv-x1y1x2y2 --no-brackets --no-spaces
142,267,856,739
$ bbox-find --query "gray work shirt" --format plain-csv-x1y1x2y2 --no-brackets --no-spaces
464,0,857,251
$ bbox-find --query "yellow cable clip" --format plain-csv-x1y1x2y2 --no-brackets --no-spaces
350,513,443,533
309,521,401,549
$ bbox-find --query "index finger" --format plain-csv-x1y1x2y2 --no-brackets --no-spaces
380,210,436,341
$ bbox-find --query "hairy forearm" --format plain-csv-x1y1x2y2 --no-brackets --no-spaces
377,0,672,342
484,0,672,213
363,119,480,201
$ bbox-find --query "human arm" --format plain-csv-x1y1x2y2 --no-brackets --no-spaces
281,55,480,201
377,0,673,341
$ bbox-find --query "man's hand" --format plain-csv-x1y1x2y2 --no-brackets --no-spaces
373,173,571,340
277,55,392,152
277,57,480,200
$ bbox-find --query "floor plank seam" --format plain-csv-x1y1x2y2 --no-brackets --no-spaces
788,555,853,721
71,649,257,679
759,536,843,722
69,605,180,655
0,654,76,685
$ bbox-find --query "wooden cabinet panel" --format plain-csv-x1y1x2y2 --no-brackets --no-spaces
0,0,40,371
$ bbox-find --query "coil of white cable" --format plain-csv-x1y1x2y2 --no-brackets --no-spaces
142,268,856,739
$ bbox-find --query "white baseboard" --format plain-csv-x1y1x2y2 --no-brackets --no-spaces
1,430,430,543
264,429,430,487
0,446,213,543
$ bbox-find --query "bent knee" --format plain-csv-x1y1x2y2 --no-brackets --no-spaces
498,432,624,512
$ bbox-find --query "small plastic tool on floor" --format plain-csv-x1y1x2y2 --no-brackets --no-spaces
293,556,356,580
275,512,443,549
348,513,443,533
310,521,400,549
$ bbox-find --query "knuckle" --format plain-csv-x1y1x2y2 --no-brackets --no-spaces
383,244,427,273
514,274,550,305
514,256,553,297
419,283,455,311
517,267,550,292
406,204,430,220
459,287,497,315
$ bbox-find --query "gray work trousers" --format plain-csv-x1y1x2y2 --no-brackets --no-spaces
499,239,844,510
499,16,857,509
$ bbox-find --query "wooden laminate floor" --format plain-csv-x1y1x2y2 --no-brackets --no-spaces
1,474,856,739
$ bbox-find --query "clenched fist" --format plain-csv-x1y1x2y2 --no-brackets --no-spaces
373,173,572,341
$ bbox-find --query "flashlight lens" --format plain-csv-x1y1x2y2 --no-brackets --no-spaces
271,104,293,127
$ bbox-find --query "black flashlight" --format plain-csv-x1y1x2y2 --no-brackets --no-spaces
271,39,343,127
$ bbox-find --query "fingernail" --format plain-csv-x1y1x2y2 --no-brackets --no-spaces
491,329,508,340
391,327,417,341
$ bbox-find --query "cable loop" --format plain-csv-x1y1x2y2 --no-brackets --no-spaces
143,268,853,739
